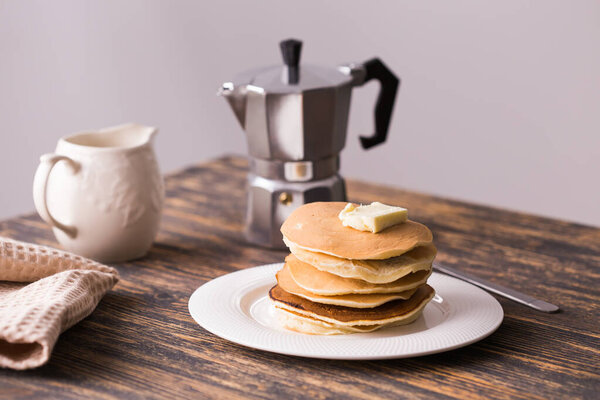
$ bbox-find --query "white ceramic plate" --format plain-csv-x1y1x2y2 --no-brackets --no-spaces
188,263,503,360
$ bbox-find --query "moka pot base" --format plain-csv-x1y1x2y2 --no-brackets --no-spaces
245,157,346,249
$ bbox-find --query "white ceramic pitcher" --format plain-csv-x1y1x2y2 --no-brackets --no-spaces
33,123,164,262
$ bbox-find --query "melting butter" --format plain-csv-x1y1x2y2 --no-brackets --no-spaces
338,202,407,233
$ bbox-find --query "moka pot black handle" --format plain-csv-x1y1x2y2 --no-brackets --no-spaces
359,58,399,149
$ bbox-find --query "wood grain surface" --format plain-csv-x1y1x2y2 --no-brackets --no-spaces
1,155,598,399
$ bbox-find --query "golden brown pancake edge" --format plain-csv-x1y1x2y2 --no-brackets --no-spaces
286,253,433,295
269,284,435,324
276,261,417,308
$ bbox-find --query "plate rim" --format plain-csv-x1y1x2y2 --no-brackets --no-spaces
188,263,504,360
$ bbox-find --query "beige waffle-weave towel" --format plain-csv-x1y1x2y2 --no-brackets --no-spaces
0,237,119,370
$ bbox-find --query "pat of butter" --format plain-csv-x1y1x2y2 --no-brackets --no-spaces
338,202,407,233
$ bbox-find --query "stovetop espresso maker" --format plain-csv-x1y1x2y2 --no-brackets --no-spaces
220,39,399,248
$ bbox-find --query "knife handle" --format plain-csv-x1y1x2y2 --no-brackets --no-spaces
434,263,560,313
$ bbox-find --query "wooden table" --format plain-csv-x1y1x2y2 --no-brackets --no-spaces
1,155,598,399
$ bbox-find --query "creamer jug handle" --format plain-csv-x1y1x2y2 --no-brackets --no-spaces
33,154,79,237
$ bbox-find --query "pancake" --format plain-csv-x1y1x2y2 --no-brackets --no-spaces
286,254,432,295
276,263,416,308
280,202,433,260
275,307,423,335
285,239,436,284
269,284,435,326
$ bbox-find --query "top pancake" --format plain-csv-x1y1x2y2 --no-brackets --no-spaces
281,202,433,260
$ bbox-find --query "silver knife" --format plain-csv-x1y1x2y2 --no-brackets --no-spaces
433,262,560,313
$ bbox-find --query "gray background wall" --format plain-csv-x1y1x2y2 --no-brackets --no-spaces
1,0,599,226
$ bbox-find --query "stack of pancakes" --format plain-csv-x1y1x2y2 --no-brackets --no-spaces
269,202,437,335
